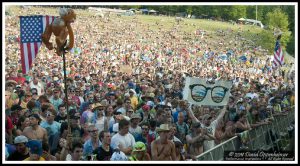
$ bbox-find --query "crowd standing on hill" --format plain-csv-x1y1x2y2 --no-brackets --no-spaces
5,7,295,161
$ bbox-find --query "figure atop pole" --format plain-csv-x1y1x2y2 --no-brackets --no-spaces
41,7,76,149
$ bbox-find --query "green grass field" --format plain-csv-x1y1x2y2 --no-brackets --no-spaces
6,5,286,58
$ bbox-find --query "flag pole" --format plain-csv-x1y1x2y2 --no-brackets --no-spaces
60,43,72,149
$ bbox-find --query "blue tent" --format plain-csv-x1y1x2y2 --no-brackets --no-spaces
219,54,228,61
140,9,149,14
239,55,247,62
226,50,234,56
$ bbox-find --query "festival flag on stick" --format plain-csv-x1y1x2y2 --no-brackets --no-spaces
272,37,284,67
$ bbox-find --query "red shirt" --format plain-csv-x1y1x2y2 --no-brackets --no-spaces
15,77,26,85
5,116,14,132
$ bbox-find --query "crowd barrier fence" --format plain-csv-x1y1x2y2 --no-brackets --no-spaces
196,110,295,161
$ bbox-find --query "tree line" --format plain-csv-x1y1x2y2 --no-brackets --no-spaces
31,5,295,56
119,5,295,56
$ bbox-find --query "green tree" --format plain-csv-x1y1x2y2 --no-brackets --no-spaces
258,30,276,55
280,5,295,56
265,8,291,49
266,8,289,31
246,6,256,19
235,6,247,20
186,6,193,16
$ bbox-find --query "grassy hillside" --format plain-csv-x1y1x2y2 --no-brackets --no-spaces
6,5,279,57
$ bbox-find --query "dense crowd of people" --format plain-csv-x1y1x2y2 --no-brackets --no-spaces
5,7,295,161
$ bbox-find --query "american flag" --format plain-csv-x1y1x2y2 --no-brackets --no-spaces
272,39,284,67
19,15,55,74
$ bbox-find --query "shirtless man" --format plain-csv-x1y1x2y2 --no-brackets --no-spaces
186,122,214,157
151,124,176,161
23,114,48,144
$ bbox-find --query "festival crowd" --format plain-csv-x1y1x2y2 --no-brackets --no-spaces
5,7,295,161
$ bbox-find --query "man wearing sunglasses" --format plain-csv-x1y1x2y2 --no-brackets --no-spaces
40,109,61,151
83,125,102,159
49,88,63,112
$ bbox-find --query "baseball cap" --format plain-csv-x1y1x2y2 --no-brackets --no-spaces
130,113,141,121
142,104,150,111
129,89,135,93
146,101,154,108
29,114,42,122
133,142,146,152
26,140,43,156
14,135,28,144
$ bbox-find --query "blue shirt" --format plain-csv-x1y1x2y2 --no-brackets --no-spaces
83,139,102,157
50,98,63,112
40,121,61,136
173,108,187,123
80,110,96,125
80,101,90,115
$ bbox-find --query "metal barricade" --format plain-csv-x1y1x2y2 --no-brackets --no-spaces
197,136,238,160
196,110,294,160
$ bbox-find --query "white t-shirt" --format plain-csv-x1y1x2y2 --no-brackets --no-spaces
30,81,43,95
78,96,84,105
200,110,225,152
111,133,136,150
202,120,218,152
95,117,106,134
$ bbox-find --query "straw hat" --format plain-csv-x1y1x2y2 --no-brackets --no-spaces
130,113,141,121
156,124,171,132
141,92,155,101
6,80,17,86
91,103,105,110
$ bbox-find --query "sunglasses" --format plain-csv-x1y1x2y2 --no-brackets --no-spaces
89,130,98,133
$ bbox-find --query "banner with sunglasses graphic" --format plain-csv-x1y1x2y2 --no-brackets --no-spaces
183,77,233,106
